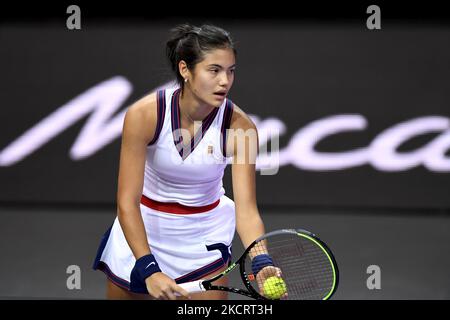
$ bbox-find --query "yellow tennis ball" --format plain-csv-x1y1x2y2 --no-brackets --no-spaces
263,276,287,299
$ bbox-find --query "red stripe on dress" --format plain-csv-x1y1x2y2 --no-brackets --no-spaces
140,194,220,214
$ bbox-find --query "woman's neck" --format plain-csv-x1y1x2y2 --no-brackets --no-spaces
179,87,214,122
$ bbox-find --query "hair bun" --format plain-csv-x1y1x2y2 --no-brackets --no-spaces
171,23,200,39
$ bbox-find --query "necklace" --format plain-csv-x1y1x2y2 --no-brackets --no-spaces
182,106,201,123
179,92,201,123
184,109,197,123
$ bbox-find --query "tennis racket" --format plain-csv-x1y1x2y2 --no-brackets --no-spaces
177,228,339,300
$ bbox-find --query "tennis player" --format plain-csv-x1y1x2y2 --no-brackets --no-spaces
93,23,278,300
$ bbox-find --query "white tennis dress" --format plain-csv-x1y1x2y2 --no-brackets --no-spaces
93,86,236,291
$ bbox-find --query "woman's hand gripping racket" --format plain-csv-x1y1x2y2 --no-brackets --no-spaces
177,229,339,300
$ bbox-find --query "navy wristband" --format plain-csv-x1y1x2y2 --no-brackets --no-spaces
134,254,162,279
251,254,274,275
130,254,161,293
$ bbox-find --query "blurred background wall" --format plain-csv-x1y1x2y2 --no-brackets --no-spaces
1,1,449,299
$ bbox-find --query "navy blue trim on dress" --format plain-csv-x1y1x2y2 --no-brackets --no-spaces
92,225,113,270
171,88,220,160
148,89,166,146
221,99,234,158
96,261,131,290
92,225,131,290
174,243,232,284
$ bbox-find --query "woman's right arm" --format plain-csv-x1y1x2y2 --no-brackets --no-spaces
116,94,156,260
116,93,189,300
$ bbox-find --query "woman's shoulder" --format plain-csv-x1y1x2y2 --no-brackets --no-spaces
229,102,257,131
127,91,158,117
123,92,159,144
227,102,259,159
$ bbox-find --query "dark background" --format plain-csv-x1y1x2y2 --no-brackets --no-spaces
1,1,449,300
2,10,450,209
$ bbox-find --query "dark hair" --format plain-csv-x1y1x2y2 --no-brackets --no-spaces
166,23,236,90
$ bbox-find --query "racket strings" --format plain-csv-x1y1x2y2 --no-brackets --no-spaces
244,233,336,300
270,238,333,299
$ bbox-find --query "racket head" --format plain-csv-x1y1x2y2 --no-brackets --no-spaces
239,228,339,300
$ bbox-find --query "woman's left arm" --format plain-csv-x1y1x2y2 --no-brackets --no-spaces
230,106,284,292
230,105,266,250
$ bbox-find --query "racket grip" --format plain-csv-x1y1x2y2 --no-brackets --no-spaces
177,280,205,294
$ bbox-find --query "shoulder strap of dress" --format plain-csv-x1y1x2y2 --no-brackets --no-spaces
148,89,166,146
220,99,234,157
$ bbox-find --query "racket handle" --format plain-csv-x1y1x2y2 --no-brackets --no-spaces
177,280,206,294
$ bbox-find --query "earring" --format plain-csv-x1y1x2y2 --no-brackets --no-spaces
184,78,188,83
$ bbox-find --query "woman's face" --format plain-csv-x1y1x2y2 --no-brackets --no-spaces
188,48,236,108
